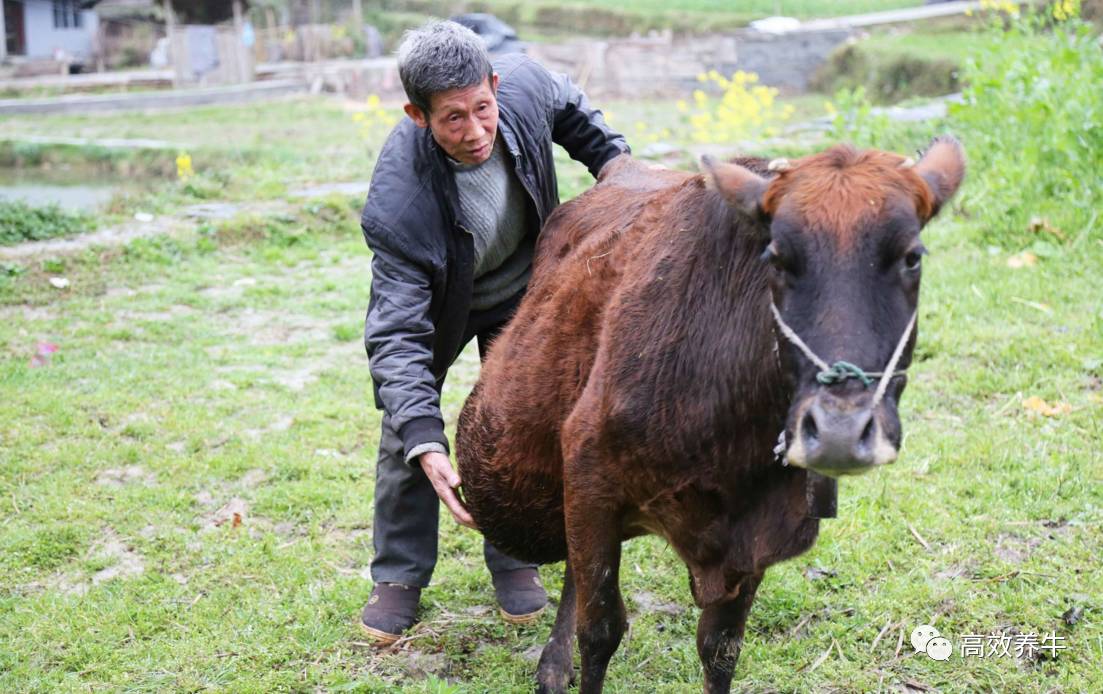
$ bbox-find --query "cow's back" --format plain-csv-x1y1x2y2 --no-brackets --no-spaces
457,159,692,563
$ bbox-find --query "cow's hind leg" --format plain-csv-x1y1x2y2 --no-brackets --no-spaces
696,572,763,694
535,562,577,694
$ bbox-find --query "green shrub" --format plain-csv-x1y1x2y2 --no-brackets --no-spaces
812,44,960,104
825,85,894,148
0,200,95,246
825,9,1101,249
948,10,1103,246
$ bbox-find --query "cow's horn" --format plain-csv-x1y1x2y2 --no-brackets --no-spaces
767,158,791,172
899,157,916,168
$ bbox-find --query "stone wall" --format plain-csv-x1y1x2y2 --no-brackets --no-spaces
527,27,853,98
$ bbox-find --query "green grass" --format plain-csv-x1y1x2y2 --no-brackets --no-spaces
2,17,1102,689
857,28,1001,63
0,97,379,218
1,165,1100,692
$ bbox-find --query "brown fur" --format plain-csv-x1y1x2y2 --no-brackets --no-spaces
762,145,935,248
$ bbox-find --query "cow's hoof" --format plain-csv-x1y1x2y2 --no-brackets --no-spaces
535,662,575,694
535,674,571,694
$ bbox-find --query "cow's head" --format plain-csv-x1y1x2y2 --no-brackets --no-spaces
704,138,965,477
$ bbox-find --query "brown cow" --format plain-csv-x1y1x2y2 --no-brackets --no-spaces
456,138,965,693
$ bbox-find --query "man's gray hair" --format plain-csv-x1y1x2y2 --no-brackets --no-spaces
397,21,494,115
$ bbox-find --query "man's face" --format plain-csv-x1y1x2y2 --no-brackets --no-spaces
405,74,500,166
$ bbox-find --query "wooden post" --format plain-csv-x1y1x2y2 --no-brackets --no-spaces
232,0,249,83
309,0,321,62
163,0,178,87
265,6,277,62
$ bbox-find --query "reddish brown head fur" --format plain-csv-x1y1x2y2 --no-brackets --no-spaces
761,145,935,248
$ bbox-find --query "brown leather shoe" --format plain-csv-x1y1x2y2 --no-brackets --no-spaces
360,583,420,645
492,568,547,624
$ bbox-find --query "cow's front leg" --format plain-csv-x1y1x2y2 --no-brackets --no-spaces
535,562,577,693
565,496,625,693
696,572,763,694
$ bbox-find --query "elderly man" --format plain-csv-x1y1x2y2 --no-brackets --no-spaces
359,21,629,644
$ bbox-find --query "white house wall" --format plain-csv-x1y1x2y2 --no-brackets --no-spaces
21,2,99,60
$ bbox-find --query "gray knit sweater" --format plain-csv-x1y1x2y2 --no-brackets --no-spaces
448,136,533,312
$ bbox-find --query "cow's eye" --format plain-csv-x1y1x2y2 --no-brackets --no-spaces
903,246,926,272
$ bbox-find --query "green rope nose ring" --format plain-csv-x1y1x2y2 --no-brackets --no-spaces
816,360,876,387
769,303,917,407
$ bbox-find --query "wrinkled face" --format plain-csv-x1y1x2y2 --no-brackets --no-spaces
405,74,500,165
706,139,965,477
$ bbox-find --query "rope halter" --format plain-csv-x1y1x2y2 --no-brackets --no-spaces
769,303,917,408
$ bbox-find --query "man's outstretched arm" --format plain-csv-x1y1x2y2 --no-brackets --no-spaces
363,229,474,527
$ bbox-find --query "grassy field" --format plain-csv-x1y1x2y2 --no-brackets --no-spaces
2,109,1101,693
2,13,1102,692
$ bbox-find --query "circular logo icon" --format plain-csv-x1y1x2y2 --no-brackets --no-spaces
911,624,940,652
926,636,953,661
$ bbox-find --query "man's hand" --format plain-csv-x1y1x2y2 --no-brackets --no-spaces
418,451,477,529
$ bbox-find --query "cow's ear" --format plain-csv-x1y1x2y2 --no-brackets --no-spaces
701,155,769,219
912,135,965,219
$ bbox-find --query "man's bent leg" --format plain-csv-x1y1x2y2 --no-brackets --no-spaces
487,541,547,624
370,413,439,588
484,539,535,575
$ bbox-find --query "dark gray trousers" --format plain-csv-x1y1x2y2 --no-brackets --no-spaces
370,298,534,588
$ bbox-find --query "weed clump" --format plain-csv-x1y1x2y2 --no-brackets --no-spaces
0,200,95,246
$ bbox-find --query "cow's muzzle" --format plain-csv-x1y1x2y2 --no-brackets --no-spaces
784,392,897,476
770,303,917,477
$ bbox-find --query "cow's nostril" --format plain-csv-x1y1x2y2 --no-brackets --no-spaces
801,409,819,443
859,416,875,448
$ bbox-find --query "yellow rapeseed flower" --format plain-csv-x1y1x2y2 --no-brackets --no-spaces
679,69,789,144
979,0,1019,16
176,152,193,181
1053,0,1079,20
